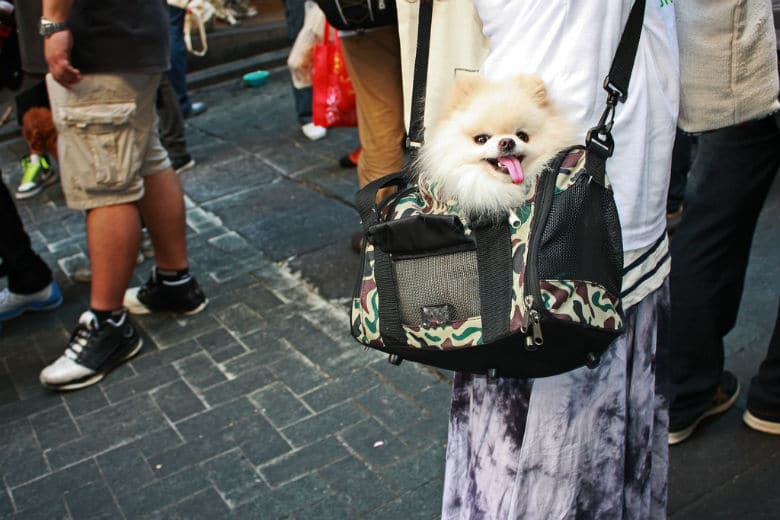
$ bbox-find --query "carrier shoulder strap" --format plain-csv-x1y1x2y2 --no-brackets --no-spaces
586,0,646,184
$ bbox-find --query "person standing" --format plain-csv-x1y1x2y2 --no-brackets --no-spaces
668,0,780,444
38,0,207,391
430,1,679,518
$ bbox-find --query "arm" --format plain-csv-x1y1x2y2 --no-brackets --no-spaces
42,0,80,87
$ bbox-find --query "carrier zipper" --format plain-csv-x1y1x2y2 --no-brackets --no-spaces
522,295,543,350
523,149,572,347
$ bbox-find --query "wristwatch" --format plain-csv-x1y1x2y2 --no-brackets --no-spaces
38,17,68,37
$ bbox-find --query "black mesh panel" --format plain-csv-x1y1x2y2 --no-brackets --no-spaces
538,176,623,297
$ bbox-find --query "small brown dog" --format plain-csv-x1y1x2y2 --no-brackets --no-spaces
21,107,58,159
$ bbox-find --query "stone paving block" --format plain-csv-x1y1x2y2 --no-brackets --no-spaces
398,415,450,452
151,380,206,422
0,393,61,427
101,364,180,404
174,351,229,391
318,457,397,515
201,366,274,406
268,473,333,517
61,385,109,417
7,498,69,520
175,397,257,440
369,361,444,397
75,394,164,437
11,459,100,512
201,449,266,507
0,364,20,406
28,404,80,451
172,487,231,520
259,437,351,487
64,480,122,520
263,349,328,395
116,467,210,520
413,379,454,417
282,401,367,448
147,431,237,478
97,444,157,498
249,382,312,429
299,369,379,412
286,493,357,520
214,302,266,337
0,419,50,488
129,338,201,372
378,444,447,496
132,426,184,459
0,488,12,518
145,311,224,348
195,327,247,363
221,347,287,379
357,385,432,435
370,478,443,520
340,418,413,469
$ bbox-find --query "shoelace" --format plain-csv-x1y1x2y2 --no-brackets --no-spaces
64,312,100,361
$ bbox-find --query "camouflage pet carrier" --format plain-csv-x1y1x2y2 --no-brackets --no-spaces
350,0,644,378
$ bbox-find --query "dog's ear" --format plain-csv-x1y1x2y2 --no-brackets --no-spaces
447,73,484,111
517,75,549,107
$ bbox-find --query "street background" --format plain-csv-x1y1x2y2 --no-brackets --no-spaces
1,46,779,519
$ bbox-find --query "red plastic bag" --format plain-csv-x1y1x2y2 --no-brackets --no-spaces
312,23,357,128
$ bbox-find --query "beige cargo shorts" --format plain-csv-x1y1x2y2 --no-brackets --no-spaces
47,73,171,210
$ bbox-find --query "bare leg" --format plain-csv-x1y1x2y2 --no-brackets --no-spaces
137,167,188,271
87,204,141,310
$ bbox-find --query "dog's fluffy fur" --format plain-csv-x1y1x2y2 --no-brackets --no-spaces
415,74,577,218
22,107,58,158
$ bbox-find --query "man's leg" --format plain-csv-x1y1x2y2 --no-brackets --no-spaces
137,167,187,271
168,6,191,114
0,173,61,321
669,115,780,441
745,300,780,433
86,204,141,311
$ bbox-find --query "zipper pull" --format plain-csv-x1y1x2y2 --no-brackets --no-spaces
520,295,534,333
378,0,386,9
530,310,544,346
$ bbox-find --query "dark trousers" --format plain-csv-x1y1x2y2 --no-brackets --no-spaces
748,302,780,417
0,176,51,294
157,72,189,164
667,128,694,213
167,6,191,115
283,0,313,125
670,114,780,423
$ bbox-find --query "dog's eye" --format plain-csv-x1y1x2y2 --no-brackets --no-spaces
474,134,490,144
516,131,530,143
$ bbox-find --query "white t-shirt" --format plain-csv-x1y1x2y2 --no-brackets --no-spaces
473,0,679,251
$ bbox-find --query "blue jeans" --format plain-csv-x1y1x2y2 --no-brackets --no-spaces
669,114,780,425
168,6,191,115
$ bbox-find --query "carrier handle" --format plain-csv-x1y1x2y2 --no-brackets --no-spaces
355,172,408,233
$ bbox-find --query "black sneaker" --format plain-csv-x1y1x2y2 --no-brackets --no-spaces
669,370,740,445
743,408,780,435
123,268,207,315
39,311,142,391
171,154,195,174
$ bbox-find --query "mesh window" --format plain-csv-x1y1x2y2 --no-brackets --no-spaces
394,250,481,326
538,177,623,296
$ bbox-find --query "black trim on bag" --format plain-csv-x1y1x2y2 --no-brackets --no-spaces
474,222,513,343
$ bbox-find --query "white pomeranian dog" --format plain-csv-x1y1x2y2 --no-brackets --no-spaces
415,74,578,219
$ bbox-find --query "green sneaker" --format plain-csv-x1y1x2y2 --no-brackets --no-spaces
16,154,58,200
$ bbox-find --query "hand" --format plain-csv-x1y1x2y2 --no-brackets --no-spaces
44,30,81,87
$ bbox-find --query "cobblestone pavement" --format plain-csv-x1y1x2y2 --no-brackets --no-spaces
1,70,779,519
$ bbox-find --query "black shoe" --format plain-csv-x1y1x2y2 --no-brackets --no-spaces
743,408,780,435
39,311,142,391
669,370,740,445
124,268,207,315
171,154,196,174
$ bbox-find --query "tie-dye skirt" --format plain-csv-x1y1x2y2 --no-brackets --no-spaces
442,281,670,520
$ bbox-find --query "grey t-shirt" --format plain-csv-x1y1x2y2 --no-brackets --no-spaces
68,0,169,74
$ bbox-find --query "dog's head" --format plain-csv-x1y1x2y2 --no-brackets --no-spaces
416,74,576,217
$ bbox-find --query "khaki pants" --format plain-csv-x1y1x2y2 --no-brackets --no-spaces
340,27,405,190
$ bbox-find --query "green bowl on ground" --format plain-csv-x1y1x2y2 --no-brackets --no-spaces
243,70,269,87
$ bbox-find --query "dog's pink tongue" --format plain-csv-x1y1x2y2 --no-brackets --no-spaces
498,156,524,184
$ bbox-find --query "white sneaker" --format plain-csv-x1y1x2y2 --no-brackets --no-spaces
0,281,63,321
301,123,327,141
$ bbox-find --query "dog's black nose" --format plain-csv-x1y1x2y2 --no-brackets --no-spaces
499,138,515,152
